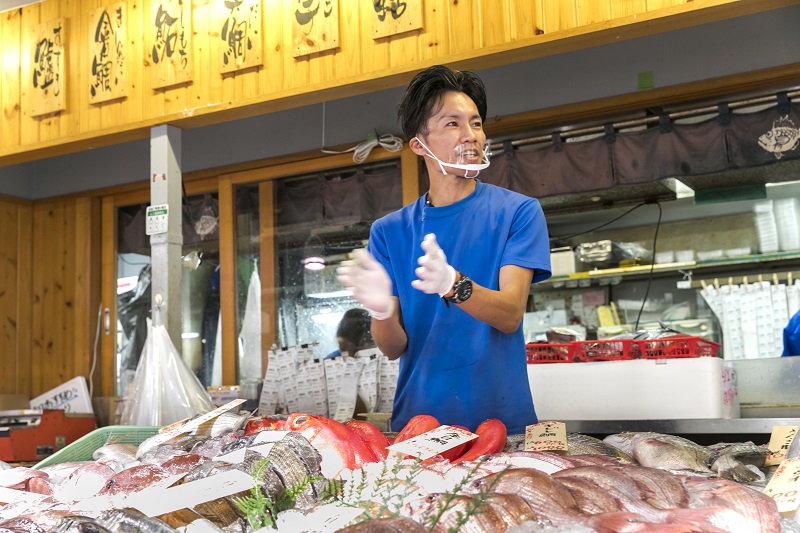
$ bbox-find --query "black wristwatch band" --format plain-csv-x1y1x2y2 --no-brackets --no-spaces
443,272,473,306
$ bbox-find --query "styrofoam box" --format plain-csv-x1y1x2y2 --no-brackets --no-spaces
30,376,94,413
550,248,577,277
528,357,738,421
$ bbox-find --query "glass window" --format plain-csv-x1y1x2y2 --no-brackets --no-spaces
237,160,402,364
114,193,221,395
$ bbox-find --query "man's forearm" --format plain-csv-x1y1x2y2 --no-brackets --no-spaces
371,297,408,359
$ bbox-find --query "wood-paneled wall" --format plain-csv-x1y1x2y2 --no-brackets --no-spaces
25,197,101,397
0,196,32,395
1,0,777,166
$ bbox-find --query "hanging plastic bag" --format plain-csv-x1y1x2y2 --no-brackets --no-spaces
120,319,215,426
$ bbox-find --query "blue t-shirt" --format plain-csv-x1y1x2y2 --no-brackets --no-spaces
783,309,800,356
368,180,551,434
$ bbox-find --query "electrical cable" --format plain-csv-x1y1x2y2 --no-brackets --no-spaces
550,201,648,243
320,102,404,163
89,302,103,398
634,201,663,330
321,133,404,163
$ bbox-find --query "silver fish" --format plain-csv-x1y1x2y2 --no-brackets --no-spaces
98,508,180,533
706,441,771,484
188,411,250,438
563,433,637,465
48,515,113,533
92,442,139,470
603,432,713,473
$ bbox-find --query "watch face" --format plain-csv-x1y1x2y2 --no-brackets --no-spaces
455,278,473,302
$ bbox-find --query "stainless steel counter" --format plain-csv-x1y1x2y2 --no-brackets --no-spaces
564,418,798,436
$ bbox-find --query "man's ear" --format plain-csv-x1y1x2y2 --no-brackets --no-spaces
409,136,427,157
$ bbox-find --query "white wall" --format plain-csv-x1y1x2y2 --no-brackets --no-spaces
3,5,799,200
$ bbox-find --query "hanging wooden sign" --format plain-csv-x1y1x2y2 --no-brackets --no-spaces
30,18,66,117
219,0,262,74
149,0,193,89
292,0,338,58
372,0,423,39
89,2,127,104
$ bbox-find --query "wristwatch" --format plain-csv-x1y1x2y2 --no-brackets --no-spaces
443,272,473,305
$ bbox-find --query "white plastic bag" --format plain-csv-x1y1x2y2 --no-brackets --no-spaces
121,320,215,426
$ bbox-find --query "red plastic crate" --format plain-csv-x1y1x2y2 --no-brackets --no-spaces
573,339,639,361
526,343,574,363
635,336,720,359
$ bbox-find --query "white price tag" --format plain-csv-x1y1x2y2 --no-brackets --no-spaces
386,425,477,460
139,399,246,457
764,456,800,513
524,421,567,452
766,426,799,466
146,204,169,235
127,470,255,517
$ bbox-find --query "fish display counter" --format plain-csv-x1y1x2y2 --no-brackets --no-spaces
0,408,798,531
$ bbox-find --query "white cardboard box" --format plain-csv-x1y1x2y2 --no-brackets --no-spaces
528,357,738,421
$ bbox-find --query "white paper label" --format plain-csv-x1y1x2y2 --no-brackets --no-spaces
766,426,799,466
146,399,246,452
525,421,567,452
333,358,364,422
274,503,365,533
146,204,169,235
127,469,255,517
0,487,47,505
764,456,800,513
386,425,477,460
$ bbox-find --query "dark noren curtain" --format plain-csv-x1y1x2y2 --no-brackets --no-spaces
482,97,800,198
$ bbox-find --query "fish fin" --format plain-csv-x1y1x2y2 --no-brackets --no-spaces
712,459,764,483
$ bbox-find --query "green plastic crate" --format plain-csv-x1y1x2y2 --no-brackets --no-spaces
33,425,160,469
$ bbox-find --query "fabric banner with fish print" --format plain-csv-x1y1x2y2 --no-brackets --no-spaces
480,98,800,200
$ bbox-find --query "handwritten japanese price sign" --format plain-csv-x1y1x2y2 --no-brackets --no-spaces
766,426,799,466
764,456,800,513
524,421,567,452
386,425,477,460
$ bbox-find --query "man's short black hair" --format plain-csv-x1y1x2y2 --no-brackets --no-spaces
397,65,487,140
336,308,373,349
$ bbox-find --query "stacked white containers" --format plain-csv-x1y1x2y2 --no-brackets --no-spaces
774,198,800,252
754,200,780,253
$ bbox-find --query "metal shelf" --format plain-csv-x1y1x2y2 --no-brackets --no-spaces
537,251,800,289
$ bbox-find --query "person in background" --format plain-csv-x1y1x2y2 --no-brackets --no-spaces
337,65,551,434
325,307,375,359
782,308,800,356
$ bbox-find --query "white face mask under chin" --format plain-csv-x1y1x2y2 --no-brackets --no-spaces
414,137,491,179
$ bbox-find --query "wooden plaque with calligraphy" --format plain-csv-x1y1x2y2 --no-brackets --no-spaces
89,3,127,104
292,0,339,58
149,0,193,89
219,0,262,74
29,18,66,117
372,0,423,40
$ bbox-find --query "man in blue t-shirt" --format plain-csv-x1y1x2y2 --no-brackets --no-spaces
337,65,551,434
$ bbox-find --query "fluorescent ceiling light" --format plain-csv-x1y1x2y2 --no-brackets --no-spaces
307,290,352,299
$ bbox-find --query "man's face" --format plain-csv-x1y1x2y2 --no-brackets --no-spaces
414,91,486,177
